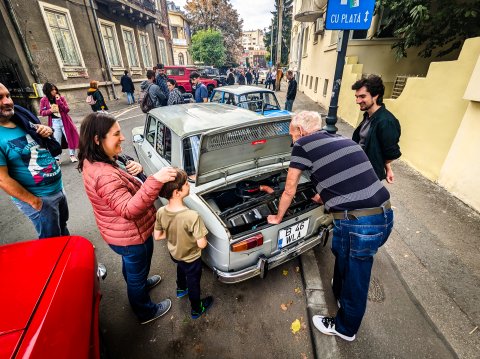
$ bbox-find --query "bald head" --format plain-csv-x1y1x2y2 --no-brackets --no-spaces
0,83,15,122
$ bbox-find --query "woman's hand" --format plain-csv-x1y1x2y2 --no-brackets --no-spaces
153,167,177,183
125,160,143,176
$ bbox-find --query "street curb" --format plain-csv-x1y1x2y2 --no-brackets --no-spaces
300,250,340,359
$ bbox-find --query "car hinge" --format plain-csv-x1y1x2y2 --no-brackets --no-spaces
222,169,229,185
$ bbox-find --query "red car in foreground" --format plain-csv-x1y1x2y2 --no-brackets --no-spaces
0,236,105,359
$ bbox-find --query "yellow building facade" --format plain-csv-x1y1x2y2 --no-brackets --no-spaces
167,2,191,65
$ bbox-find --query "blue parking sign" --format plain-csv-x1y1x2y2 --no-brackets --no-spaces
325,0,376,30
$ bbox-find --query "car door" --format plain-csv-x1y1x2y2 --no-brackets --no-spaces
136,115,172,173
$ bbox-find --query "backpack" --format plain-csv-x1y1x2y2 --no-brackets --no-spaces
86,94,96,105
140,86,155,113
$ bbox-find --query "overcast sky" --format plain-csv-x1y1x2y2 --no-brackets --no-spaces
172,0,276,31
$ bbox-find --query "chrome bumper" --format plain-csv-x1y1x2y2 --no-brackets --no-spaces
213,226,332,284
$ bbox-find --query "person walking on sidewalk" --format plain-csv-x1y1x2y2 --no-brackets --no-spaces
285,70,297,112
78,112,177,324
267,111,394,342
40,83,79,163
0,83,70,239
120,70,135,105
86,80,109,112
352,75,401,183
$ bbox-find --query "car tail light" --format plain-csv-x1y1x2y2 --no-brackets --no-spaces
231,233,264,252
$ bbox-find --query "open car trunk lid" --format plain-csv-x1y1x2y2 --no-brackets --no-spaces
196,117,292,186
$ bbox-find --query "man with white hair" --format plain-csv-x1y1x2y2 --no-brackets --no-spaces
267,111,394,341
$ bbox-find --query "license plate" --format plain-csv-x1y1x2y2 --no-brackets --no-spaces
277,219,310,249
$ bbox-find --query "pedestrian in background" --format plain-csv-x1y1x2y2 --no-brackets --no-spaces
141,70,167,108
167,79,184,105
270,69,277,90
351,75,401,183
155,64,169,99
267,111,394,342
265,70,272,89
78,112,177,324
254,68,259,85
120,70,135,105
285,70,297,112
0,82,70,239
226,68,235,85
245,69,253,85
40,83,79,163
86,80,109,112
237,69,246,85
154,168,213,319
190,72,208,103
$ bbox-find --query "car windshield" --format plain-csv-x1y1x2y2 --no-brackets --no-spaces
183,135,201,177
238,92,280,112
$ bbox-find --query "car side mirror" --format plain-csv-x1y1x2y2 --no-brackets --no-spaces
133,134,144,143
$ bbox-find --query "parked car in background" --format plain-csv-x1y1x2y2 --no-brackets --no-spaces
132,103,332,284
209,85,291,117
165,65,217,95
198,66,227,87
0,236,106,358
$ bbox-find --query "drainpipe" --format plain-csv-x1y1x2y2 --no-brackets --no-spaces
152,22,160,65
4,0,40,83
88,0,117,99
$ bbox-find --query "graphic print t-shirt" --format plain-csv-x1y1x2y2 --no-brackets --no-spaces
0,126,62,197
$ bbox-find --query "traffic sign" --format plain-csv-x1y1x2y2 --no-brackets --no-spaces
325,0,376,30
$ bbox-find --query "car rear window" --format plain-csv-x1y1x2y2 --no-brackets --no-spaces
166,68,185,76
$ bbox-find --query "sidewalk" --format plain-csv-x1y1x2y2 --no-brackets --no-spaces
272,85,480,358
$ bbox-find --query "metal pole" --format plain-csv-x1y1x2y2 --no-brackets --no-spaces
323,30,350,134
276,0,283,66
270,18,274,66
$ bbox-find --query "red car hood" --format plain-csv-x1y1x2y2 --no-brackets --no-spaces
0,237,69,355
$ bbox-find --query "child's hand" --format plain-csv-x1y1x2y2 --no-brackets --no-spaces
154,229,166,241
197,236,208,249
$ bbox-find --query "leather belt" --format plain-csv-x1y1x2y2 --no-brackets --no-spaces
330,200,391,220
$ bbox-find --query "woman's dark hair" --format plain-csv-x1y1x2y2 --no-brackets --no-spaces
42,82,59,102
351,75,385,105
77,112,118,171
159,168,188,199
167,78,177,87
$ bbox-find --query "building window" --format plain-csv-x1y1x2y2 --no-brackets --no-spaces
314,77,319,93
309,76,313,89
121,26,140,68
178,52,184,65
301,74,304,85
323,79,329,97
306,75,309,86
38,1,86,77
302,26,309,56
139,31,153,68
171,26,179,39
99,20,122,68
158,38,168,65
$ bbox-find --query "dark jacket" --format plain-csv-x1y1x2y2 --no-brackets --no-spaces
155,73,169,98
141,81,167,108
226,73,235,85
87,88,109,112
238,74,246,85
120,75,135,93
352,105,401,181
286,78,297,101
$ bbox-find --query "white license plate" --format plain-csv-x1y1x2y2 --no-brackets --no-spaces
277,219,310,249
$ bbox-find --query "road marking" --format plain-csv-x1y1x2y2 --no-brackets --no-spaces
117,113,145,122
114,107,137,118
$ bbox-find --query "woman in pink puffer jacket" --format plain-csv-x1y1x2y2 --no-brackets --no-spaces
78,112,177,325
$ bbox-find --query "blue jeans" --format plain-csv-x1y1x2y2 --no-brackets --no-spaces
285,99,294,111
109,236,157,321
52,119,75,157
126,92,135,104
13,189,70,239
331,208,394,336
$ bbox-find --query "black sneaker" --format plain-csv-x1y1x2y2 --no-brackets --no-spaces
191,296,213,319
140,299,172,325
176,288,189,298
146,275,162,290
312,315,355,341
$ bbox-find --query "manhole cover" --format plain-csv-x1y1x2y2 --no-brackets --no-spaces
368,276,385,302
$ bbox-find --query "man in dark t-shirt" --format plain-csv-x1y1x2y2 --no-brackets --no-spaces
267,111,394,342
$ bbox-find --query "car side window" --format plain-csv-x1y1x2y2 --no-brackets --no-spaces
145,116,156,146
155,121,172,163
183,135,200,176
210,91,223,103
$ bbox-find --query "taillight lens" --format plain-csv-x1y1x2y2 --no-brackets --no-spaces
231,233,264,252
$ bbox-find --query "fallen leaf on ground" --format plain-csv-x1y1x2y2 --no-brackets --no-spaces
291,319,301,334
281,303,288,311
283,270,288,276
295,266,300,273
294,287,301,294
301,353,308,359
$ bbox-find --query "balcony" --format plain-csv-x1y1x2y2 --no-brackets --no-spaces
98,0,159,25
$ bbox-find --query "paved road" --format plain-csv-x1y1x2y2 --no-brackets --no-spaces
0,105,314,359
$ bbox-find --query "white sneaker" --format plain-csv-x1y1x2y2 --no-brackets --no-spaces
312,315,356,342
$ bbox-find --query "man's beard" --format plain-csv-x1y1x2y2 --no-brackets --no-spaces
0,107,14,123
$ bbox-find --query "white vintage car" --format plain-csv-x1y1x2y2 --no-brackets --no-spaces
132,103,332,283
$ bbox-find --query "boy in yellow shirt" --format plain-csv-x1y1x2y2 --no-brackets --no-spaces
154,168,213,319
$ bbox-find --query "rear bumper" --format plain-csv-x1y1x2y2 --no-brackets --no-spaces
213,225,332,284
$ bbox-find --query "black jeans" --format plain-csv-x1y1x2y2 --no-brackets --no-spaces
171,256,202,312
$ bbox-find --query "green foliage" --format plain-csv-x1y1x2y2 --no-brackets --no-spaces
378,0,480,59
190,29,226,67
264,0,293,65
